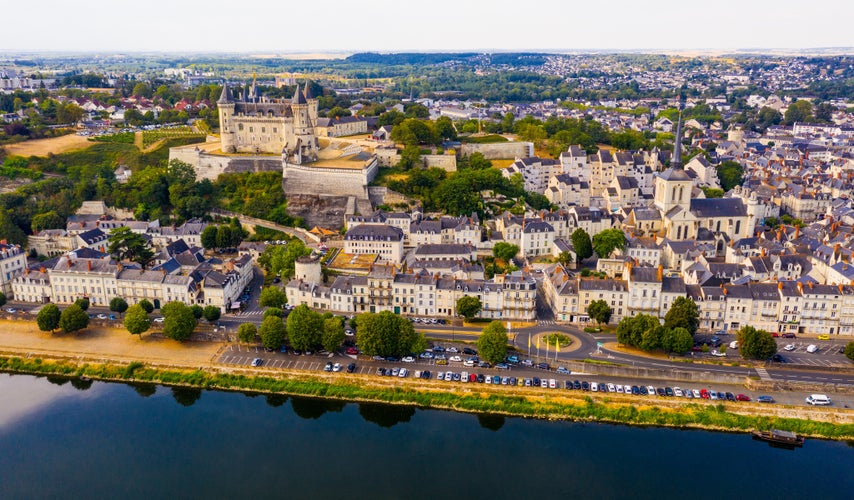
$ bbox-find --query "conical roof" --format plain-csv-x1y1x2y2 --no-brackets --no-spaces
293,84,306,105
217,81,233,104
303,81,314,100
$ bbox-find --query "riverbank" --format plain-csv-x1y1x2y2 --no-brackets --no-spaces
2,354,852,440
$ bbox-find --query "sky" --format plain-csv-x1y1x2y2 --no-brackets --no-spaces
2,0,853,53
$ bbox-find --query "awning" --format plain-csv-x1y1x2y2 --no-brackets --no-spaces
230,302,241,309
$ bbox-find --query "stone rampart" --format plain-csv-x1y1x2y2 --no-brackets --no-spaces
169,145,281,181
460,141,534,159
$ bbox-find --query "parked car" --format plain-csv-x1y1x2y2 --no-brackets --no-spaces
402,356,415,363
711,350,726,357
398,368,408,378
521,359,534,367
736,394,751,402
346,347,359,355
495,363,509,370
463,348,477,355
536,362,549,370
556,366,570,374
324,362,333,372
346,363,356,373
756,395,775,403
251,358,262,367
784,344,795,351
782,333,797,338
332,363,342,372
806,344,818,353
817,334,830,340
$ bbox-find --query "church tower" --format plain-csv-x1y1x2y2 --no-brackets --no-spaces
217,82,236,153
289,84,318,164
653,102,692,213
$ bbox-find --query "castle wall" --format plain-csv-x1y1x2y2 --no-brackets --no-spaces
460,142,534,159
282,159,378,199
169,146,282,181
375,149,457,171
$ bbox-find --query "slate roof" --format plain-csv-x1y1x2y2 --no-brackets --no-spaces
689,198,747,217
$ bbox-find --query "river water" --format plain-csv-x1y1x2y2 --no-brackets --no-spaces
0,373,850,499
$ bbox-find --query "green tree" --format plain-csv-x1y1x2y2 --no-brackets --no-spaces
216,226,233,249
31,210,64,232
640,325,663,352
737,325,778,360
190,304,204,319
138,299,154,314
456,295,482,321
845,341,854,361
757,106,782,129
570,228,593,263
434,116,457,140
587,299,612,326
36,303,61,333
258,240,312,279
592,228,626,259
784,100,813,125
616,314,659,348
325,106,351,118
238,323,258,343
161,301,197,341
701,187,724,198
259,316,286,350
132,82,152,98
263,307,283,319
259,286,287,308
124,304,151,337
202,305,221,323
663,296,699,335
666,327,693,355
58,303,89,334
108,226,156,268
109,297,128,314
74,297,90,311
286,304,323,351
200,225,218,249
477,321,508,364
492,242,519,262
356,311,424,357
716,160,744,191
322,317,346,352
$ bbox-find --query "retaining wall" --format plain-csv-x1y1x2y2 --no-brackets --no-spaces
460,141,534,159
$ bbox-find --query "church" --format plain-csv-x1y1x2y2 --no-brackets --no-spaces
627,104,754,246
217,79,319,164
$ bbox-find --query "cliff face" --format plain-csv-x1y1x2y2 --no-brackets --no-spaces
285,194,354,230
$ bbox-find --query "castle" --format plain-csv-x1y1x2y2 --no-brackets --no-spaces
217,78,319,164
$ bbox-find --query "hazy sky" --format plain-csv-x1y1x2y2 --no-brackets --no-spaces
2,0,852,53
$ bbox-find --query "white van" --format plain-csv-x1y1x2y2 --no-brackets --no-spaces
729,341,739,349
806,344,818,353
805,394,831,406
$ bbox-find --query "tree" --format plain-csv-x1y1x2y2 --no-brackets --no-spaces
238,323,258,343
616,314,659,348
200,226,218,250
132,82,152,98
109,297,128,314
31,211,64,232
203,305,221,323
286,304,323,351
716,160,745,191
592,228,626,259
701,187,725,198
845,341,854,362
477,321,508,364
737,325,778,360
138,299,154,313
36,303,61,333
259,286,287,309
124,304,151,337
666,327,693,355
73,297,90,311
435,116,457,140
492,242,519,262
587,300,612,326
258,240,312,279
784,100,813,125
356,311,425,357
108,226,156,269
259,316,286,350
161,301,197,341
263,307,283,319
456,295,482,321
663,297,699,335
0,292,5,307
640,325,663,352
322,317,346,352
190,304,204,319
58,304,89,334
570,228,593,264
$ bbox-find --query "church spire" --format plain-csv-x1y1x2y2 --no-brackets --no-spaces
672,97,684,169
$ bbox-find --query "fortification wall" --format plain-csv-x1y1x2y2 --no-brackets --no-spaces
461,141,534,159
375,149,457,171
169,146,282,181
282,160,377,199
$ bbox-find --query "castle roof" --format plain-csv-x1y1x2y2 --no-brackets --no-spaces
217,82,233,104
293,84,307,105
303,81,314,100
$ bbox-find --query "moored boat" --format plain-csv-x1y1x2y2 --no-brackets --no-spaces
752,429,804,447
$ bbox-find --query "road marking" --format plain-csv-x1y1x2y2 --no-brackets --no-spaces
754,367,773,381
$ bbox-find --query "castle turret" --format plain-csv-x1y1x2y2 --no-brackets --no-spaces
288,84,318,164
217,82,236,153
304,80,318,127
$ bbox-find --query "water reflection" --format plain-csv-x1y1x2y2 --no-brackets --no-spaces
171,387,202,407
358,403,415,428
290,397,345,419
45,376,69,386
131,383,157,398
70,377,93,391
265,394,289,407
476,414,505,431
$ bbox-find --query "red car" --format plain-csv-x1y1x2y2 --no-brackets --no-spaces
736,394,751,402
700,389,710,399
345,347,359,355
770,332,780,338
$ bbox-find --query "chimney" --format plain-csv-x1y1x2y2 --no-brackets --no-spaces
808,281,814,289
834,243,841,255
797,282,803,293
87,261,92,271
776,228,782,241
761,247,766,257
39,266,45,273
657,264,663,281
838,284,844,294
722,287,728,296
778,281,783,290
795,225,800,239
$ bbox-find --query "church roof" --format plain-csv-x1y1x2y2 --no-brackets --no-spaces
689,198,747,218
657,167,691,181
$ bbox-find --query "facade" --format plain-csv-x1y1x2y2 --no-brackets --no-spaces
0,242,27,297
343,224,405,263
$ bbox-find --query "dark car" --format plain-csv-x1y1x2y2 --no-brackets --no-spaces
495,363,510,370
533,377,541,386
492,375,501,384
537,362,549,370
581,381,590,391
478,361,491,368
573,380,582,390
725,392,736,402
565,380,574,389
346,363,356,373
782,333,797,338
657,387,666,396
735,394,751,402
386,356,400,362
756,395,774,403
463,347,477,355
665,387,674,397
376,367,385,376
432,346,445,353
771,354,786,363
631,386,640,395
639,386,648,395
476,374,485,383
422,370,432,379
599,383,607,392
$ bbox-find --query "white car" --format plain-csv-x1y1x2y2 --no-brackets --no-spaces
446,347,459,353
784,344,796,351
461,371,469,382
692,389,701,398
591,382,598,392
398,368,408,377
153,317,165,323
463,360,475,367
540,379,548,388
445,371,454,381
332,363,342,372
674,387,684,397
437,372,445,381
806,344,818,353
449,356,462,363
648,386,657,396
711,350,726,357
548,379,557,389
608,383,616,392
97,314,107,320
401,356,415,363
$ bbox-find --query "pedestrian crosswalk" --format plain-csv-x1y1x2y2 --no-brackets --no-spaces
539,320,556,326
231,310,264,317
754,367,773,381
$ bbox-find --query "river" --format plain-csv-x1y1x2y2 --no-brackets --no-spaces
0,373,850,499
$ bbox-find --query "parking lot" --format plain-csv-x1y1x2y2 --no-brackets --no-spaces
773,340,849,367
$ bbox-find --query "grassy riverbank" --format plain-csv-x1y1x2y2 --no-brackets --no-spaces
2,355,852,440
